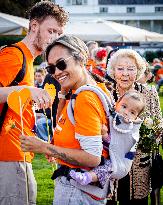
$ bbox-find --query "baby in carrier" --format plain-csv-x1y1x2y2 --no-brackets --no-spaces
70,90,145,190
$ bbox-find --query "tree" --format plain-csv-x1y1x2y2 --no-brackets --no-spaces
144,51,157,63
0,0,41,18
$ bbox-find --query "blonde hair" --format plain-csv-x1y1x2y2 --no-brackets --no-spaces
108,49,146,80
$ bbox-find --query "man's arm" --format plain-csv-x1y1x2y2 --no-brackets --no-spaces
0,84,30,104
20,135,101,167
0,85,52,109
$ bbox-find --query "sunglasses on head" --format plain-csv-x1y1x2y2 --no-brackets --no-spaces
46,56,73,75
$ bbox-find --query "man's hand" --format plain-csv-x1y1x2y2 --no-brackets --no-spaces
29,87,53,109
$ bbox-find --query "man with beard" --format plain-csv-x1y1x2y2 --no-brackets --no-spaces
0,1,68,205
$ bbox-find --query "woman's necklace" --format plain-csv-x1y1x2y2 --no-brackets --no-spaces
114,85,126,100
115,86,121,100
115,84,136,100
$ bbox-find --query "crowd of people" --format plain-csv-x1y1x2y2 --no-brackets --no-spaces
0,1,163,205
152,58,163,92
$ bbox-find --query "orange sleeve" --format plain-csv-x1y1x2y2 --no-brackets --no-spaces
74,91,104,136
0,48,23,86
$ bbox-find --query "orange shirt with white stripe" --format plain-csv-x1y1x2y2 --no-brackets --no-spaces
53,83,110,169
0,42,35,162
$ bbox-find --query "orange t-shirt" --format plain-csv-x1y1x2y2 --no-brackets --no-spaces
156,68,163,82
92,63,106,77
86,59,96,71
0,42,35,162
53,83,109,168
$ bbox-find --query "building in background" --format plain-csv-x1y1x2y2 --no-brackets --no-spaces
54,0,163,34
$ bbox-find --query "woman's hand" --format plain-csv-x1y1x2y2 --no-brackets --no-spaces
60,87,70,95
20,135,47,153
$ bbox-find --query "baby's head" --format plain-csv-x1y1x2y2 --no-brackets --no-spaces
115,91,145,121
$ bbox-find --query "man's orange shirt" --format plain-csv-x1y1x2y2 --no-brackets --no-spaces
53,83,109,169
0,42,35,162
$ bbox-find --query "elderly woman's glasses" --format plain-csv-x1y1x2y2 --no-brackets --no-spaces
46,56,73,74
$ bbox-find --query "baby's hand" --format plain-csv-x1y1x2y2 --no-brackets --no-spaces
101,124,110,142
123,117,131,123
45,154,57,164
101,124,108,136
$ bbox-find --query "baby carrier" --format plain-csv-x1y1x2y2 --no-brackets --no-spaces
66,84,142,198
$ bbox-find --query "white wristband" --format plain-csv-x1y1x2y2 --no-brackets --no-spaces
58,91,66,99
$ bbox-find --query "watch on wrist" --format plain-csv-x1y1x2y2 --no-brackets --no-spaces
58,91,66,99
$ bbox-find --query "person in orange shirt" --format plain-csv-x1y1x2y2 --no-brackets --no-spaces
86,41,98,71
21,35,113,204
0,2,68,205
155,66,163,92
92,47,108,78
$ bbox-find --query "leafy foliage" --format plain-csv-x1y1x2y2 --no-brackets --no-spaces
144,51,158,63
0,36,23,47
138,117,162,153
0,0,40,18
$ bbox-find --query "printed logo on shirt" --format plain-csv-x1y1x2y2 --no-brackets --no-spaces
55,114,66,134
55,124,62,134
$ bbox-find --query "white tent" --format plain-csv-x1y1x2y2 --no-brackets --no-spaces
65,20,163,42
1,12,163,42
0,12,29,35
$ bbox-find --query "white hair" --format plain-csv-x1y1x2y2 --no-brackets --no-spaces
107,49,146,80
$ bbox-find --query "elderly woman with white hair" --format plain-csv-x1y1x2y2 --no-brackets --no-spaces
106,49,162,205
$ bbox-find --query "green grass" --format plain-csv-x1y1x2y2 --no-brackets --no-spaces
32,95,163,205
160,95,163,112
160,92,163,203
32,154,54,205
160,143,163,205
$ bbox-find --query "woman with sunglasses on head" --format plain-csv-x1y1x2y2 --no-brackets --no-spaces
20,35,114,205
